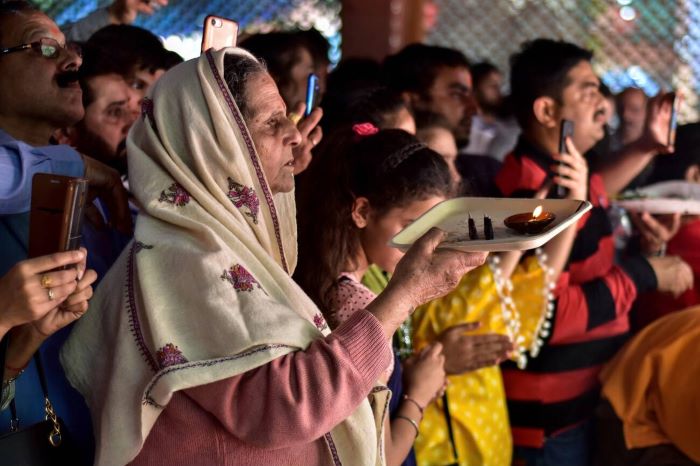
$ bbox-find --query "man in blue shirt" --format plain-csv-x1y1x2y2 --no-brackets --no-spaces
0,2,131,463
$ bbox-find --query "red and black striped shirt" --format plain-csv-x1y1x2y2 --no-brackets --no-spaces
495,138,657,448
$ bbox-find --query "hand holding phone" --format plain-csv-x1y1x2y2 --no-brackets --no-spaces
201,15,239,53
556,119,575,198
667,92,682,148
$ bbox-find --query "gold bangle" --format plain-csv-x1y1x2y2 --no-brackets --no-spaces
402,395,425,415
394,415,419,437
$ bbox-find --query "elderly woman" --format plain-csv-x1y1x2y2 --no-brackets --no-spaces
61,48,485,466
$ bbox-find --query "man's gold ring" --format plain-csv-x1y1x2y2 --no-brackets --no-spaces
41,274,52,288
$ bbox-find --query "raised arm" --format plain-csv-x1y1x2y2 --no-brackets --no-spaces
185,228,486,447
599,93,674,196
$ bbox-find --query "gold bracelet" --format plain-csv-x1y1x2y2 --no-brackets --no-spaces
394,415,419,437
402,395,425,415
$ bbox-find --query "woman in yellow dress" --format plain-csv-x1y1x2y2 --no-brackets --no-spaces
364,251,553,466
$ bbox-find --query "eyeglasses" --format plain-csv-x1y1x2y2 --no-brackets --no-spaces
0,37,81,59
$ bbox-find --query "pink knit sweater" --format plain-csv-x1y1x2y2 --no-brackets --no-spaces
129,309,392,466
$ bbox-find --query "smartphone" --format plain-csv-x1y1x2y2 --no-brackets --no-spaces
305,73,320,117
28,174,88,259
556,119,575,198
668,92,682,147
201,15,239,53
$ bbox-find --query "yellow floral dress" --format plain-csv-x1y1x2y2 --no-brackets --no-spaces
364,255,550,466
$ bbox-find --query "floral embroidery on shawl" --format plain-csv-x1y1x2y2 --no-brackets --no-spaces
156,343,188,368
226,178,260,224
313,313,329,332
134,241,154,254
220,264,261,292
159,182,190,206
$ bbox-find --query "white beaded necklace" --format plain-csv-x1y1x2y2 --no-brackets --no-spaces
487,248,556,369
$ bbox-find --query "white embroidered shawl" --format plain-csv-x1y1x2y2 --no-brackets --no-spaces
60,48,382,466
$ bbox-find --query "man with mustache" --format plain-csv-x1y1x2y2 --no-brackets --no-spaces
495,39,692,466
0,2,131,463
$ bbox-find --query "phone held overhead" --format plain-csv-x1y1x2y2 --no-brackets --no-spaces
201,15,239,53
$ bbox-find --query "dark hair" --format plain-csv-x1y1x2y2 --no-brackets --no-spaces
79,27,182,107
295,28,330,67
85,25,182,75
294,128,452,312
222,53,267,120
0,1,39,45
615,86,647,116
509,39,593,129
321,86,408,133
382,43,471,97
414,110,453,133
471,61,500,88
325,57,383,96
240,32,309,104
651,123,700,183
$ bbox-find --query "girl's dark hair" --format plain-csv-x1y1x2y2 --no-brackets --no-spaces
223,53,267,120
320,86,409,134
294,128,453,313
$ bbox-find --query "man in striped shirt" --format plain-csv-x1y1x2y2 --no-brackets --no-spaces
496,39,693,466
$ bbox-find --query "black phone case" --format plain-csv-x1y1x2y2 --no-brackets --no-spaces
556,120,575,198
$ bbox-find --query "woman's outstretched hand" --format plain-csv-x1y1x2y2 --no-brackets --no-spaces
368,228,488,339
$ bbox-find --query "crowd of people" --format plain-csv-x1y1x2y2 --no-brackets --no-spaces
1,1,699,465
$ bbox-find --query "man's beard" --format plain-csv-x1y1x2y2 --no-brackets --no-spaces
478,99,502,116
75,123,128,177
454,115,473,149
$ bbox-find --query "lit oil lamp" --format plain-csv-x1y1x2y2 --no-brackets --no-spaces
504,205,556,235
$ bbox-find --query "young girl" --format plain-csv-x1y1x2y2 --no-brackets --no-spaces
295,126,454,466
354,123,557,465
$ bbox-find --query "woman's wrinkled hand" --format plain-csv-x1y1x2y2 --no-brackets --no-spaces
368,228,487,339
390,228,488,310
289,103,323,176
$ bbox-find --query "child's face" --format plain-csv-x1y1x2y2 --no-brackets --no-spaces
360,195,445,274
